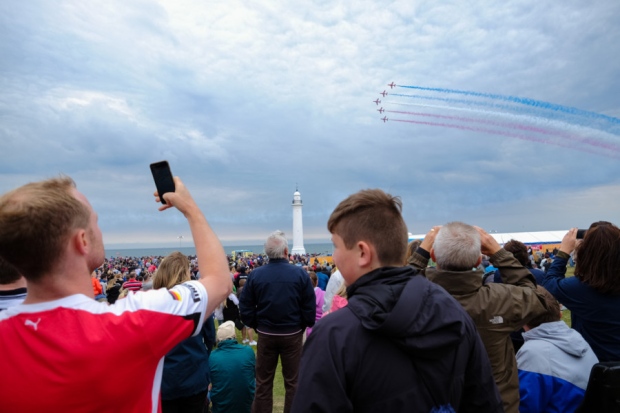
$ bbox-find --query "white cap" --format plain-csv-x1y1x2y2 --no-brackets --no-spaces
216,321,237,342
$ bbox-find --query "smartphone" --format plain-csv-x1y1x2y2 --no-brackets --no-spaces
576,229,587,239
150,161,175,204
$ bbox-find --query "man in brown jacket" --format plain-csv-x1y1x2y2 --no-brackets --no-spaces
409,222,548,413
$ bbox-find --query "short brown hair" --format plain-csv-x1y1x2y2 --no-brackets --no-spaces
526,286,561,328
0,255,21,284
575,222,620,295
0,177,90,281
327,189,407,266
153,252,191,289
308,271,318,287
503,239,529,267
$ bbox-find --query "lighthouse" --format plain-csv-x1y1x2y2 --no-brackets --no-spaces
291,187,306,255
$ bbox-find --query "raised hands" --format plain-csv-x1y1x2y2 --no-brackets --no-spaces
475,226,502,257
153,176,199,216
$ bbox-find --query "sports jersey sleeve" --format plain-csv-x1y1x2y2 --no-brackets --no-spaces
117,280,208,338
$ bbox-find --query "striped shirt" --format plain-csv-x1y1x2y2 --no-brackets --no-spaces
0,288,27,311
122,280,143,291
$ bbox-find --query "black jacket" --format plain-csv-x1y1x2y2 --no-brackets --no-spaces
239,259,315,334
291,266,503,413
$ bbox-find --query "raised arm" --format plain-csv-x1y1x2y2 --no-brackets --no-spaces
476,226,536,287
155,176,232,316
540,228,575,304
408,226,441,271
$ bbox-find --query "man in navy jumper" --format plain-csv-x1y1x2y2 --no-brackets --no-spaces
239,230,315,413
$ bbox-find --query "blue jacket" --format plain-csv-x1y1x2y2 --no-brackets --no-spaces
541,253,620,362
209,339,256,413
494,267,545,284
316,271,329,291
516,321,599,412
239,258,315,334
291,266,502,413
161,316,215,400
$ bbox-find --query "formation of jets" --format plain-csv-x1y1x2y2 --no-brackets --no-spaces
375,83,395,122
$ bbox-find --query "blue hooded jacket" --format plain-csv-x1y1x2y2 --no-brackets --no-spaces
516,320,599,412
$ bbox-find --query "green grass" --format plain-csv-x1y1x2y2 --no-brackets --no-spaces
561,266,575,327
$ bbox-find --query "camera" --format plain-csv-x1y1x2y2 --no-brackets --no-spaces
576,229,587,239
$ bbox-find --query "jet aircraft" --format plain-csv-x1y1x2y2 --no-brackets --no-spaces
377,107,384,113
381,90,388,97
373,99,381,105
381,116,388,123
388,82,396,88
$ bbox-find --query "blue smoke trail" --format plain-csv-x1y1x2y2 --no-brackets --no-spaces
398,85,620,127
390,93,598,131
390,93,545,117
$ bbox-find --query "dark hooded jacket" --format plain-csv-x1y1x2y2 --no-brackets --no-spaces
291,266,503,413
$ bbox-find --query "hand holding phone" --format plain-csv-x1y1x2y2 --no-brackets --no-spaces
560,228,579,255
150,161,175,204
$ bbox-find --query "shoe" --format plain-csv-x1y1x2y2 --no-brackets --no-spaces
249,340,257,346
242,339,249,344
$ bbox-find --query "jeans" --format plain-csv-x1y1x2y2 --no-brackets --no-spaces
252,331,303,413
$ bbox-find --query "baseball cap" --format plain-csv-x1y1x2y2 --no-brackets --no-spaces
216,321,237,342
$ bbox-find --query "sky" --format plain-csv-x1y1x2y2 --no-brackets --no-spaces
1,0,619,249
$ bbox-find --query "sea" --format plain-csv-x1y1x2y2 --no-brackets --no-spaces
104,242,334,258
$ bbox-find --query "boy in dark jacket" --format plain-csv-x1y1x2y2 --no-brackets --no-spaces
291,189,502,413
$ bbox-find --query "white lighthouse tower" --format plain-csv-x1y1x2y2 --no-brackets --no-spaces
291,187,306,255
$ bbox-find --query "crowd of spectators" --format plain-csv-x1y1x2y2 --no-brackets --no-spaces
1,174,618,413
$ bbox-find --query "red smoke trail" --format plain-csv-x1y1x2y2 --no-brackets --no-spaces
391,118,620,158
388,110,620,154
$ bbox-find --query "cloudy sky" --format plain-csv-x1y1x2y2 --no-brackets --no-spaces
1,0,619,249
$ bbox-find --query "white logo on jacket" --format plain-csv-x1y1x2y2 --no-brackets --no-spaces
489,316,504,324
25,318,41,331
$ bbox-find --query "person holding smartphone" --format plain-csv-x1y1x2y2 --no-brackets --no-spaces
541,222,620,362
0,170,231,412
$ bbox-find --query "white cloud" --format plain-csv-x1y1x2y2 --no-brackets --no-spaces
0,0,619,249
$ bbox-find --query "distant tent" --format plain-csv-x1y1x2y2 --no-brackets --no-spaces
488,231,566,246
408,230,567,248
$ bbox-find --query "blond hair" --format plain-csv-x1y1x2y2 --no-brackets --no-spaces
335,282,347,299
153,252,191,289
0,177,90,281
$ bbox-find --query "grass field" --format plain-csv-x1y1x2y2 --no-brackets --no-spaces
561,266,575,326
225,266,574,413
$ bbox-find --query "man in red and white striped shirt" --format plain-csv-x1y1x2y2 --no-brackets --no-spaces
0,175,231,413
122,271,143,292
